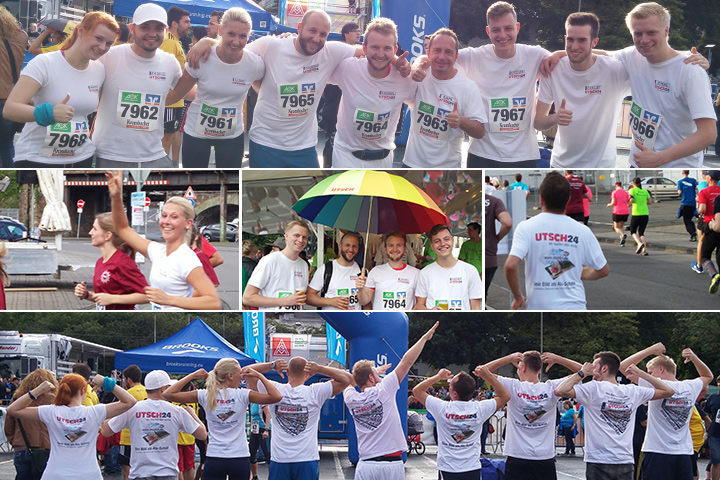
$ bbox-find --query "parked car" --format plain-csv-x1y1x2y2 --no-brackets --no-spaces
200,223,238,242
640,177,680,198
0,217,28,241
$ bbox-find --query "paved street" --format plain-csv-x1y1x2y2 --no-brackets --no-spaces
487,192,720,310
4,238,239,310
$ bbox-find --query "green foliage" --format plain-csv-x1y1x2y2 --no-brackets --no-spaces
0,171,22,209
243,232,283,250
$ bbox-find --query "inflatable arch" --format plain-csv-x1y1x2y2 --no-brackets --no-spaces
319,311,409,464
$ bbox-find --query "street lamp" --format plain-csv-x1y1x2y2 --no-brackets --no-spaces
706,44,716,70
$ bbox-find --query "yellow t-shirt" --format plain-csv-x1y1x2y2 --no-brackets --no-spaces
120,384,147,445
159,32,185,108
82,384,99,406
40,43,62,54
175,402,199,445
689,405,706,452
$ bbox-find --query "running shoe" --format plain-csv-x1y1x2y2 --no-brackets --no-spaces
635,243,643,254
691,262,705,274
642,244,648,256
710,274,720,294
620,233,627,247
691,234,697,242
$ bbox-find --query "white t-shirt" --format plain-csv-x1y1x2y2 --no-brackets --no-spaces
538,55,630,168
308,259,362,311
184,46,265,140
259,380,334,462
426,396,497,473
15,51,104,164
37,404,106,480
247,36,356,150
615,47,717,168
93,44,182,161
456,44,549,161
344,370,406,459
509,212,607,310
247,251,309,311
197,387,251,458
404,70,486,168
415,260,482,310
107,399,199,479
365,263,419,310
330,57,416,154
640,377,704,455
499,377,566,460
147,242,202,311
574,380,655,464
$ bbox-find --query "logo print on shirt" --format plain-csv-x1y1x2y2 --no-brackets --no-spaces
654,80,670,93
508,69,525,79
600,401,632,434
100,271,111,284
585,85,602,95
379,90,396,100
542,248,575,280
351,400,384,430
660,395,693,430
148,71,166,81
275,403,309,436
303,64,319,74
142,423,171,445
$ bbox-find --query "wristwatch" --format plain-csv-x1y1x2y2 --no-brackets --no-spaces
271,361,276,369
577,370,585,379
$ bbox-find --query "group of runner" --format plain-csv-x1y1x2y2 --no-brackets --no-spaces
242,221,483,311
2,0,715,168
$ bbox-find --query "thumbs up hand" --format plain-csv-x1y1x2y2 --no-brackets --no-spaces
556,98,572,126
446,101,461,129
53,94,74,123
395,51,412,77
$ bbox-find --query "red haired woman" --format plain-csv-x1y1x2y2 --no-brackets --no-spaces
7,372,136,480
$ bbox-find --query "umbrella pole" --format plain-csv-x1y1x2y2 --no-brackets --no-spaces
363,196,373,273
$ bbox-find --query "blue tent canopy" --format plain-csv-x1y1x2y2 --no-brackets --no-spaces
115,318,256,374
113,0,277,32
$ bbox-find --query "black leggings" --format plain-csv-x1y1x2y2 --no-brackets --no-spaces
204,457,250,480
249,428,270,464
630,215,649,236
701,230,720,265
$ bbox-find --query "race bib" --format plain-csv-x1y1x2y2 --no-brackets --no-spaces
628,101,662,150
95,303,105,311
413,101,450,141
488,97,528,133
195,103,238,137
278,291,302,311
277,83,315,118
434,299,463,310
337,287,360,310
116,90,161,131
381,291,407,310
151,303,163,311
353,109,391,141
39,120,89,157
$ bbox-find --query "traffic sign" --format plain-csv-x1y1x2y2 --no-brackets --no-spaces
184,186,196,200
131,192,145,207
76,199,85,208
144,197,151,207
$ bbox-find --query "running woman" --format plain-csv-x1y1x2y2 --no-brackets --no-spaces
629,177,651,256
606,182,630,246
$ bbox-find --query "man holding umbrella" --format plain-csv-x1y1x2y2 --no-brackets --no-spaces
243,220,310,311
414,224,482,310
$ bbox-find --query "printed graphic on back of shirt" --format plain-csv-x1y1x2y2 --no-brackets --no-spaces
660,396,693,430
215,397,237,422
142,422,171,445
600,401,632,434
543,248,574,280
522,405,548,424
351,400,383,430
275,403,309,436
450,423,476,443
64,426,88,442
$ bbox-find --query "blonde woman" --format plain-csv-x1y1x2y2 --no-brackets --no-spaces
4,369,58,480
163,358,282,480
7,372,136,480
106,170,221,310
74,212,149,310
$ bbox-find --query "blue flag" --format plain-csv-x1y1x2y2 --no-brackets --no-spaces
243,312,265,363
326,322,346,366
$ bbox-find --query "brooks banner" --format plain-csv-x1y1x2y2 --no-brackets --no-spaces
325,322,346,366
243,312,265,363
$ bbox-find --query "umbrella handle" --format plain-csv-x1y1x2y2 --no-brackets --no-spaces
364,196,372,269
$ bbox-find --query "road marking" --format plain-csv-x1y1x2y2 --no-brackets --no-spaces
0,460,12,465
333,450,347,479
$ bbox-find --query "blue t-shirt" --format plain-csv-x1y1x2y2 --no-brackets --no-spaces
678,177,698,206
509,181,529,191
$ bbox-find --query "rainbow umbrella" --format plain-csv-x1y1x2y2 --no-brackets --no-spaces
292,170,448,236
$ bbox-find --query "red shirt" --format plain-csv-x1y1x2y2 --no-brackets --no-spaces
93,249,149,310
698,185,720,223
565,175,586,214
194,247,219,286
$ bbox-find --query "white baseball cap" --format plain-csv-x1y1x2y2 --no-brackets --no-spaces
132,3,168,27
144,370,172,390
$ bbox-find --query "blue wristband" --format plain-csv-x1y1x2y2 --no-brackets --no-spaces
33,102,55,127
102,377,117,393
